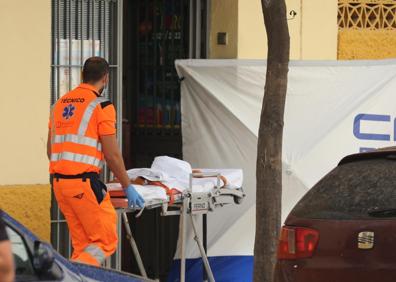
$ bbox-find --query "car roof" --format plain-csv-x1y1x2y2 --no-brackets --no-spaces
338,147,396,166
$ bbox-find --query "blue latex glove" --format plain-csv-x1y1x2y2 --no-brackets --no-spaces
125,185,145,208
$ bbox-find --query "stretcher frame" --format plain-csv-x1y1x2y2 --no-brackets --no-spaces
111,173,245,282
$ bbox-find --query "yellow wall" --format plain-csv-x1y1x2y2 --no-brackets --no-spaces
210,0,338,60
237,0,303,59
0,185,51,241
0,0,51,185
237,0,266,59
300,0,338,60
209,0,239,58
0,0,51,240
338,29,396,60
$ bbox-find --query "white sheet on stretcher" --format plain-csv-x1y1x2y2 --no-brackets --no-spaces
106,168,243,203
191,169,243,192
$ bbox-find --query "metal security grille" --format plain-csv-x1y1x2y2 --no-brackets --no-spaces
338,0,396,29
121,0,209,279
50,0,122,264
124,0,208,169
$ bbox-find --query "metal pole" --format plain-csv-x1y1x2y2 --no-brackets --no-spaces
153,0,158,131
91,0,95,56
51,0,56,105
190,214,215,282
160,0,166,136
170,0,175,133
122,212,148,277
116,0,123,150
99,0,103,57
188,0,194,58
57,0,61,100
103,0,107,59
69,0,72,91
115,209,123,270
80,0,84,71
180,174,193,281
180,197,188,282
205,0,210,58
195,0,201,58
56,0,61,252
135,0,140,137
144,0,149,134
203,213,207,281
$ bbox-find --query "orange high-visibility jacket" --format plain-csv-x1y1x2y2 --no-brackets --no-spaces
49,83,116,175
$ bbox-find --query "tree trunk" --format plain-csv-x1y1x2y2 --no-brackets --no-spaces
253,1,290,282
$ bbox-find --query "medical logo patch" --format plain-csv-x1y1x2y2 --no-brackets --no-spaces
63,104,75,120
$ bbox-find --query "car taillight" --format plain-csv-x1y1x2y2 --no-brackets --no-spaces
277,226,319,260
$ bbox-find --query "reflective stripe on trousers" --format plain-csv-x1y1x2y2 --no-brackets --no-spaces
83,244,106,265
51,152,102,168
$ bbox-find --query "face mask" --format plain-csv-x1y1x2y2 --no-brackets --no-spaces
99,86,105,95
99,82,108,96
99,75,109,95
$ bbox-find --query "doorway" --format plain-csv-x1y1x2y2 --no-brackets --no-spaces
50,0,208,280
121,0,208,280
122,0,208,168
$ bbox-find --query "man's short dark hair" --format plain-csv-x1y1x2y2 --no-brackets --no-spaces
82,57,109,83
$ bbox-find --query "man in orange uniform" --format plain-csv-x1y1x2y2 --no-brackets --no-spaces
47,57,144,266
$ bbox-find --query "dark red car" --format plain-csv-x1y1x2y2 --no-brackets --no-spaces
275,149,396,282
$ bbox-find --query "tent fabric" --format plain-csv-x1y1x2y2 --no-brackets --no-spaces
172,59,396,280
168,256,253,282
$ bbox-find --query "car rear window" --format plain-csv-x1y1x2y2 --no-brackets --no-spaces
291,158,396,220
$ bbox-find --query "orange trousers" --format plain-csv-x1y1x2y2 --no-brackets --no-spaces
52,175,118,266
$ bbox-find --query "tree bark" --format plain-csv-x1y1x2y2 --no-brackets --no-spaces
253,1,290,282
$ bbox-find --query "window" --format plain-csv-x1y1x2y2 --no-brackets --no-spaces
291,158,396,220
6,226,37,281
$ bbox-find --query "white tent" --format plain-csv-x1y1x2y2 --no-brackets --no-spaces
168,59,396,281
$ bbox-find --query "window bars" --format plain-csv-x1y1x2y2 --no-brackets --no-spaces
50,0,122,265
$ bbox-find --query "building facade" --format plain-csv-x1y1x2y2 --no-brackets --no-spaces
338,0,396,59
0,0,394,244
0,0,51,241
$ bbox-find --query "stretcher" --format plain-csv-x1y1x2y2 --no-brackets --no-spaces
108,169,245,282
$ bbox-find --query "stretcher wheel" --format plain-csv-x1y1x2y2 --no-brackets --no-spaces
234,196,243,204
